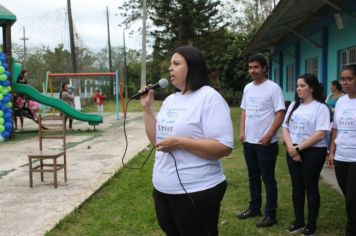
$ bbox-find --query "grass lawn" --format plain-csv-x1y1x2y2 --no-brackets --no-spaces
82,99,163,113
47,107,346,236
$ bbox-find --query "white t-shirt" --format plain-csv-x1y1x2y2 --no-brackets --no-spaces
240,80,285,144
154,86,234,194
333,95,356,162
282,100,330,147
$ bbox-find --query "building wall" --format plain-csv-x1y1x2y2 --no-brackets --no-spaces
269,8,356,101
328,14,356,84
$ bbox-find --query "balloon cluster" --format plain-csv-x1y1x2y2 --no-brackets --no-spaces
0,51,12,142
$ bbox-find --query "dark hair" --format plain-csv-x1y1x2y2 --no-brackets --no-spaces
17,70,29,82
342,64,356,76
59,82,68,99
248,53,267,68
287,73,325,123
171,46,209,93
331,80,342,91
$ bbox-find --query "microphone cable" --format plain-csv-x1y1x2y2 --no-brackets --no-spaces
168,151,211,236
121,96,154,170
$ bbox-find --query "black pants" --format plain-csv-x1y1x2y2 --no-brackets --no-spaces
152,181,227,236
286,147,327,226
243,142,279,217
335,160,356,236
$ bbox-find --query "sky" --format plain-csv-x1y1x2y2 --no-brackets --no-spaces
1,0,143,52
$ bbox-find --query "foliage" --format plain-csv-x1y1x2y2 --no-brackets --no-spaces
227,0,277,34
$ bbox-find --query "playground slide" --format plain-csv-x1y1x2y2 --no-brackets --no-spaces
13,83,103,126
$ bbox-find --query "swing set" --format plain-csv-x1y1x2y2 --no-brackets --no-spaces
45,71,126,119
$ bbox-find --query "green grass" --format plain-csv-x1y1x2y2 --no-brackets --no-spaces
47,107,346,235
82,99,163,113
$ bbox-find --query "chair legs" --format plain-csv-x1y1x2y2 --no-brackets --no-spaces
28,156,66,188
29,156,33,188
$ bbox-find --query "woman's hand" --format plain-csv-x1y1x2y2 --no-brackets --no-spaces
155,137,181,152
287,145,298,157
327,153,335,168
140,88,154,111
292,153,302,162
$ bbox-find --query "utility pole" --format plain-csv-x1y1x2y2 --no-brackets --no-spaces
67,0,77,73
140,0,147,88
123,30,128,101
20,26,28,69
106,6,114,98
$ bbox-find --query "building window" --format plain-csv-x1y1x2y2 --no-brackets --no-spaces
286,64,295,92
274,68,280,85
306,57,318,76
340,46,356,69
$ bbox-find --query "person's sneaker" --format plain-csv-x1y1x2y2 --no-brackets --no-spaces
286,221,305,233
302,224,316,236
236,208,262,219
256,216,277,227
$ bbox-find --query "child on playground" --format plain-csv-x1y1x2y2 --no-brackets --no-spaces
92,89,106,115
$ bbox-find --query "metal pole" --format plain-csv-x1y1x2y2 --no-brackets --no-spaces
106,6,114,99
140,0,147,88
20,26,28,69
115,70,120,120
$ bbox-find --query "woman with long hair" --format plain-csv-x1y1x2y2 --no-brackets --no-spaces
282,74,330,236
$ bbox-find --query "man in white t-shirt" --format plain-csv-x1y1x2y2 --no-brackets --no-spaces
237,54,285,228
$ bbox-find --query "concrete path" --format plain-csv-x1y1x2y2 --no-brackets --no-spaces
0,112,149,236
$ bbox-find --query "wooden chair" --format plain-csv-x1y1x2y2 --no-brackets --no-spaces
28,114,67,188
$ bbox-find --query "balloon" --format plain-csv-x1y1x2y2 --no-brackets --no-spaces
4,71,10,77
0,94,3,101
0,110,3,117
4,122,12,130
2,63,8,70
0,66,4,74
0,136,4,142
0,74,7,81
0,118,3,125
4,112,11,120
5,102,12,108
0,125,4,132
1,131,10,139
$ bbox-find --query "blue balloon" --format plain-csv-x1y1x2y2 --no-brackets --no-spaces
3,80,10,86
4,71,10,77
2,97,9,103
4,112,11,120
1,131,10,139
6,110,12,115
4,122,12,130
2,63,8,70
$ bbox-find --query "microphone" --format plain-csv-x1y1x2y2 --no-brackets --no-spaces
131,78,169,98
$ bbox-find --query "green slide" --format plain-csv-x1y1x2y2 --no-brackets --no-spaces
13,83,103,126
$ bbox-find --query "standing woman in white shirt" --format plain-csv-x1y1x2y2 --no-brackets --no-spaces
282,74,330,236
328,64,356,236
140,46,234,236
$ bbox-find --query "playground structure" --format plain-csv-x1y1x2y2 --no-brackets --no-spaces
0,5,129,141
